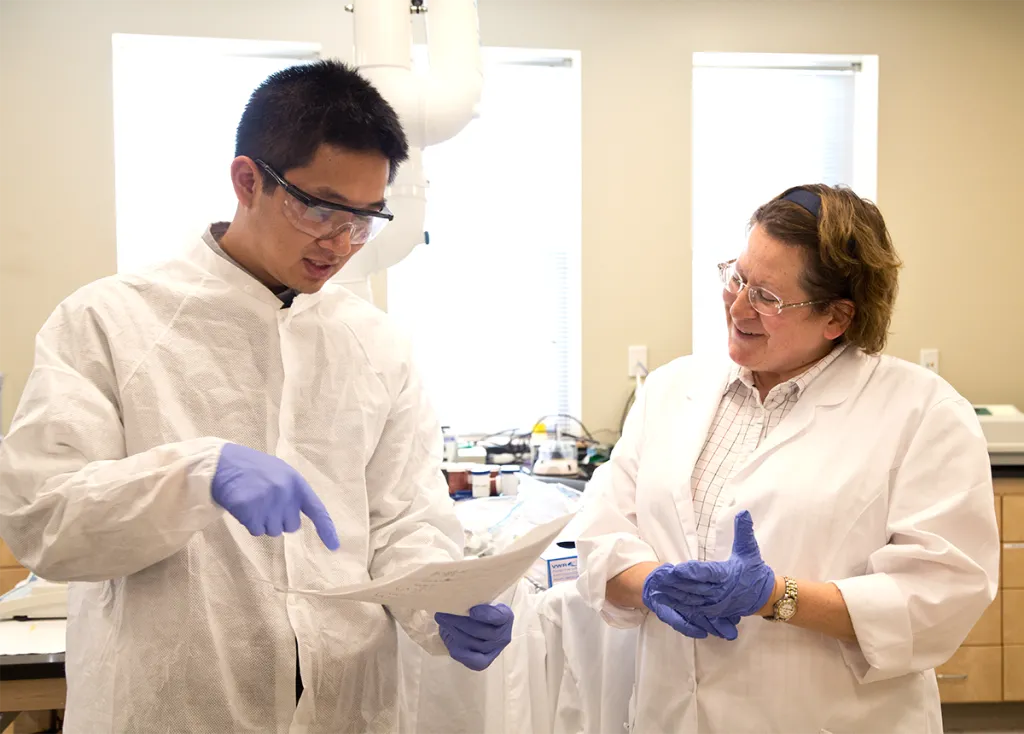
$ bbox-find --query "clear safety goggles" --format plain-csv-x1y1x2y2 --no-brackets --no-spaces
255,159,393,244
718,259,827,316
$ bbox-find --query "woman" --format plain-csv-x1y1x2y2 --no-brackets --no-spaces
575,184,999,733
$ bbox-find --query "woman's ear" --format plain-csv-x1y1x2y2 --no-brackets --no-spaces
824,299,855,340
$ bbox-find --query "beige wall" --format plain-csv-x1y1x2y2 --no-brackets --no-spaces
1,0,1022,436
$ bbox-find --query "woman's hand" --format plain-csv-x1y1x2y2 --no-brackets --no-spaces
655,511,776,619
643,564,742,639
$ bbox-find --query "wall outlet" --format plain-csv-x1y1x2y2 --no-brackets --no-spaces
920,348,939,374
628,345,648,377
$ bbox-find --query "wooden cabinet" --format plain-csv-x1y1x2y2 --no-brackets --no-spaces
964,592,1002,646
937,645,1003,703
1004,645,1024,701
1003,493,1024,542
940,478,1024,703
1004,589,1024,645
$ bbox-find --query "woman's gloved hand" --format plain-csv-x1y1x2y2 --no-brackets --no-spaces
643,565,741,640
660,511,776,619
211,443,340,550
435,604,515,671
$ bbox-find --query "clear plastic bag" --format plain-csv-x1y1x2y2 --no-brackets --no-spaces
454,475,583,558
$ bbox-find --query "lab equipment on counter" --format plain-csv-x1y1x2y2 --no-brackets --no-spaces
0,574,67,620
457,444,488,463
533,438,579,477
975,404,1024,465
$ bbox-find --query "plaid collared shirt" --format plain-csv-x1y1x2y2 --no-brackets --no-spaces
689,343,848,560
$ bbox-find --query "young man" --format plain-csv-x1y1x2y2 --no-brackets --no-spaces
0,60,513,733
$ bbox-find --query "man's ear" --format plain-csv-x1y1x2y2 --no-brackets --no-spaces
230,156,261,209
825,299,855,340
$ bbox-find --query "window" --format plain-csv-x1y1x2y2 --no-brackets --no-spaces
690,53,878,357
387,49,582,434
112,34,319,273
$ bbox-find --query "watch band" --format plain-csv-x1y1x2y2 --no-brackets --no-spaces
766,577,798,622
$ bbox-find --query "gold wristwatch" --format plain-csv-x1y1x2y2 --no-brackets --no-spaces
765,577,798,622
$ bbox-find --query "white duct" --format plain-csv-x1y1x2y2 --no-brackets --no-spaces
336,0,483,301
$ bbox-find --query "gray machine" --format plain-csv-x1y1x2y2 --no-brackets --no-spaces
975,404,1024,467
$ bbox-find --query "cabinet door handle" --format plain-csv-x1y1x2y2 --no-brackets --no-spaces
937,673,968,681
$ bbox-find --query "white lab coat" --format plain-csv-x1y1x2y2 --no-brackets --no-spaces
0,235,464,734
535,581,638,734
397,578,548,734
575,347,999,734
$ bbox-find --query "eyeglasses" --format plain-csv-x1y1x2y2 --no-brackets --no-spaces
717,259,828,316
254,159,393,244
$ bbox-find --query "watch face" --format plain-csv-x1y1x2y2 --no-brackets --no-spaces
777,598,797,620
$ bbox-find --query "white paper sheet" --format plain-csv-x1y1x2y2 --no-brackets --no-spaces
277,512,575,614
0,619,66,656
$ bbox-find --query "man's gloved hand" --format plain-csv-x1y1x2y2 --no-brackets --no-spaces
212,443,340,550
643,565,741,640
435,604,514,671
658,511,775,619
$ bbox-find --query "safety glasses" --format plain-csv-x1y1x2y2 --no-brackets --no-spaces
718,259,828,316
255,159,393,244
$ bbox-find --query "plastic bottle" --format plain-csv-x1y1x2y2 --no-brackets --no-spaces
499,466,520,496
470,468,491,499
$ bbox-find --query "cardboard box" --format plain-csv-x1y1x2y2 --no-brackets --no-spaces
527,543,579,589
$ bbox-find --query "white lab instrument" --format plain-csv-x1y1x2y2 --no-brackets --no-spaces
974,404,1024,465
0,235,464,734
0,574,67,620
576,348,998,734
338,0,482,301
533,438,579,477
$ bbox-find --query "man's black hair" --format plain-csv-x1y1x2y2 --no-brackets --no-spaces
235,59,409,186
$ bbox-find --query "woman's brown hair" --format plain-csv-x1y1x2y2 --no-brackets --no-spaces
749,184,902,354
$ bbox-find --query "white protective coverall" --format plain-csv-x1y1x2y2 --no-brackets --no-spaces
0,231,464,734
575,347,999,734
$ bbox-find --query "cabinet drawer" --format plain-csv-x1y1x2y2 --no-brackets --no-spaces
1005,589,1024,644
1003,543,1024,588
1005,495,1024,542
937,645,1003,703
1004,644,1024,700
964,592,1002,646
